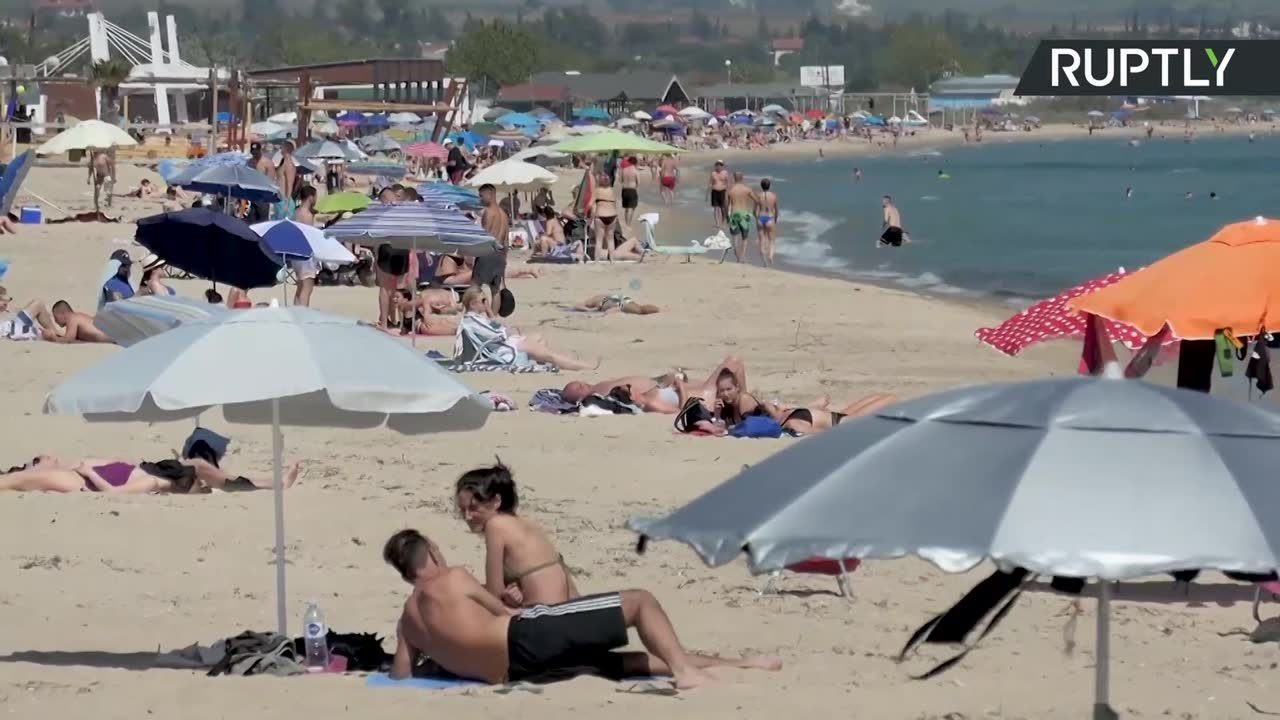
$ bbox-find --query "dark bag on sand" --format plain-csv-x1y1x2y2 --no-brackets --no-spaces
674,398,715,434
497,287,516,317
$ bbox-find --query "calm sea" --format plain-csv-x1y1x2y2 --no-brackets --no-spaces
680,134,1276,303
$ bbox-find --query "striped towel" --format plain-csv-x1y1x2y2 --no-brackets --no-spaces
428,354,558,374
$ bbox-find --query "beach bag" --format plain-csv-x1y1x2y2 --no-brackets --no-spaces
674,398,714,433
729,415,784,439
497,287,516,317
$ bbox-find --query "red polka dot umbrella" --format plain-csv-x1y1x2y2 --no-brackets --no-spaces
975,270,1168,356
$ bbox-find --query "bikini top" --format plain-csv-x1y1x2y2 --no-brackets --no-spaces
503,554,570,587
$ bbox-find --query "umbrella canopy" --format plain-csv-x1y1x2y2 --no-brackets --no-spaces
530,106,557,118
487,128,529,143
405,141,448,160
496,112,542,129
251,220,356,265
311,120,339,135
628,376,1280,716
136,209,282,289
573,107,611,121
469,121,500,137
632,110,652,120
613,118,640,129
295,140,358,161
654,104,679,115
359,133,401,152
976,270,1162,355
267,111,297,124
325,202,498,255
761,103,787,114
45,305,490,635
388,112,420,123
35,119,137,155
345,161,407,178
678,106,711,120
465,159,556,192
313,191,371,214
417,183,483,210
1087,110,1106,117
1070,216,1280,339
93,295,227,347
482,107,514,121
250,120,285,137
336,111,363,126
550,131,681,155
167,163,282,203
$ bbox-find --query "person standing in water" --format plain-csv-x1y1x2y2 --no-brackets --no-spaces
89,148,115,216
658,155,678,205
853,167,862,182
291,186,319,307
707,160,729,231
725,172,755,263
619,155,640,227
755,178,780,268
878,195,906,247
275,141,298,219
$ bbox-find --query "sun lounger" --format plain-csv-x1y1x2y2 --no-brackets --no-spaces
760,557,861,599
1253,579,1280,623
638,214,709,264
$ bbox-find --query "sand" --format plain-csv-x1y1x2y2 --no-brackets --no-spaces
0,141,1276,720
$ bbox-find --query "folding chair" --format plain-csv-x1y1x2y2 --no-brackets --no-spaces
760,557,861,599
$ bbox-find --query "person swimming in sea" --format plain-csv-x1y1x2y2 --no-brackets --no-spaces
853,167,862,181
937,169,950,180
1185,191,1194,200
817,148,825,162
1210,191,1218,200
1125,187,1133,199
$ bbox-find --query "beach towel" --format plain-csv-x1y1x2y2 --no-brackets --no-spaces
428,352,559,374
529,388,577,414
366,671,669,690
578,389,642,416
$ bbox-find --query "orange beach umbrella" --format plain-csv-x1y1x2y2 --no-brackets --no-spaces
1069,216,1280,340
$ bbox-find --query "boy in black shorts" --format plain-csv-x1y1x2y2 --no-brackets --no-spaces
383,529,781,688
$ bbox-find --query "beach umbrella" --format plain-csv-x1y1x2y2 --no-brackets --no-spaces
417,182,483,210
530,106,557,118
35,119,137,156
629,375,1280,718
0,150,32,214
345,161,407,178
761,103,787,115
313,191,371,214
488,128,530,143
251,220,356,266
325,202,497,256
678,106,711,120
311,120,339,136
405,141,449,160
388,112,420,124
805,109,827,119
360,133,401,152
294,139,351,161
45,304,490,635
495,112,541,130
632,110,652,121
336,139,369,161
465,158,556,192
613,118,640,129
482,107,514,121
1071,216,1280,339
250,120,285,137
336,111,363,127
654,104,679,115
136,209,283,289
573,107,611,121
508,146,569,165
363,114,390,128
651,117,682,130
167,163,282,203
1086,110,1105,117
975,270,1173,356
267,111,297,124
470,121,500,137
728,109,757,118
93,295,227,347
550,130,681,155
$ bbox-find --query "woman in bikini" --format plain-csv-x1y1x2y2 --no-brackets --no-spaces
762,393,898,436
0,455,300,493
591,172,620,261
454,462,578,608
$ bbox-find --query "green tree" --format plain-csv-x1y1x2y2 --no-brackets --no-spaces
756,17,770,41
91,59,131,125
885,25,959,90
425,7,453,40
690,9,714,40
446,21,540,87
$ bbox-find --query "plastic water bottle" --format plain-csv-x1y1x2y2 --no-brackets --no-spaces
302,600,330,673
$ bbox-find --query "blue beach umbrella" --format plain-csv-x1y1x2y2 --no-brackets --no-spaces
346,161,407,178
573,107,611,121
325,202,497,256
496,112,541,131
363,114,390,128
136,209,283,289
167,163,282,203
417,182,483,210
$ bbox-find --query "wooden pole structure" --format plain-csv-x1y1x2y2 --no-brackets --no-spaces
207,68,218,156
297,73,311,142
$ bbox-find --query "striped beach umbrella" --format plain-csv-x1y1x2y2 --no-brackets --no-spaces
405,141,449,160
417,182,483,209
324,202,497,256
93,295,227,347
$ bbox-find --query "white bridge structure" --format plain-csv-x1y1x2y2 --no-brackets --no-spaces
37,11,225,130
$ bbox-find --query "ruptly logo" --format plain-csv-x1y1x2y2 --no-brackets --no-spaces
1015,41,1279,96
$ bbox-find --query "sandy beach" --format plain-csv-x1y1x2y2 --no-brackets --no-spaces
0,140,1276,719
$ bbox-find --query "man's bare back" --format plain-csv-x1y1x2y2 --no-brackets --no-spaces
481,206,510,250
710,168,729,191
620,163,639,189
396,568,511,683
660,156,677,177
45,311,111,344
727,182,754,213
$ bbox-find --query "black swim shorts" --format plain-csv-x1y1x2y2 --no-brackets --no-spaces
880,226,904,247
473,249,508,293
710,189,726,208
621,188,639,209
506,593,629,682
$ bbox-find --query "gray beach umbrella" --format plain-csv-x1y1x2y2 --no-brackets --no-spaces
45,305,490,635
629,376,1280,719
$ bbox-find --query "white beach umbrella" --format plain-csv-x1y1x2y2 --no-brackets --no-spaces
678,106,710,119
250,120,285,137
93,295,227,347
388,112,421,123
613,117,640,128
250,220,357,265
311,120,339,135
45,305,490,634
465,158,556,192
632,110,652,120
35,119,137,155
267,111,297,124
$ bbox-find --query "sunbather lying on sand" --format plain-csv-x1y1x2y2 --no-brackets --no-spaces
0,455,300,493
560,356,746,414
689,368,896,436
42,301,112,344
455,462,578,607
384,528,782,687
575,294,660,315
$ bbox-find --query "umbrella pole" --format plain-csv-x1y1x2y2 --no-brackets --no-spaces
1093,581,1118,720
411,239,419,348
272,397,288,636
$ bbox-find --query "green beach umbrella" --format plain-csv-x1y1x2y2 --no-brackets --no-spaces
551,131,681,155
315,191,371,214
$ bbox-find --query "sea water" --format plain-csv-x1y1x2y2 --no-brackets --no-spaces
716,133,1278,302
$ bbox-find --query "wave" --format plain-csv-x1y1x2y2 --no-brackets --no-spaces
774,211,847,269
908,148,944,158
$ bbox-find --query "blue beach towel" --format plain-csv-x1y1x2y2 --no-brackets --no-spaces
729,415,784,438
366,673,485,690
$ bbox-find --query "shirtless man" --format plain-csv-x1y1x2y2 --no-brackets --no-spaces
247,142,274,222
707,160,729,230
755,178,780,268
291,186,319,306
560,356,747,415
393,289,460,336
725,172,755,263
619,156,640,226
658,155,678,204
89,148,115,215
878,195,906,247
275,141,298,219
44,300,112,343
383,528,781,688
474,184,509,299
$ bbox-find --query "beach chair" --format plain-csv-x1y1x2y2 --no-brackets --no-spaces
1253,579,1280,623
637,213,709,264
446,315,558,373
760,557,861,599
